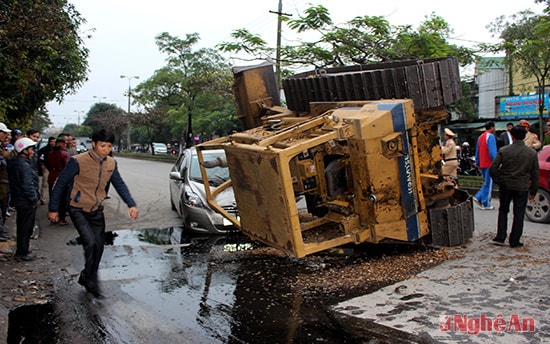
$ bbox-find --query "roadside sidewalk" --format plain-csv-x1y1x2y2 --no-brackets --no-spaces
0,205,59,343
333,199,550,343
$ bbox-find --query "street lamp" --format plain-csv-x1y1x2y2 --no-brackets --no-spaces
120,75,139,150
74,110,84,126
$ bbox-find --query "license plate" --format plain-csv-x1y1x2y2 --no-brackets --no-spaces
223,216,239,226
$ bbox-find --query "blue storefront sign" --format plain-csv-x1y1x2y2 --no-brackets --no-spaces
499,94,549,119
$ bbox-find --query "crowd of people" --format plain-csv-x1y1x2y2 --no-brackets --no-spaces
0,124,139,298
442,119,542,249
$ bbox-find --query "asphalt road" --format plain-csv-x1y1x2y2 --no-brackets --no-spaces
35,157,205,343
33,157,360,343
9,156,549,343
334,199,550,343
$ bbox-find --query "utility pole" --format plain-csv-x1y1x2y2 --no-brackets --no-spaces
270,0,291,89
120,75,139,150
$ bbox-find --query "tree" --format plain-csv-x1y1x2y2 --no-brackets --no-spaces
193,96,239,140
218,7,476,119
62,123,79,136
218,7,476,73
0,0,89,126
486,10,550,139
132,67,180,145
82,103,126,149
134,33,234,147
30,110,52,133
132,108,168,154
76,125,93,138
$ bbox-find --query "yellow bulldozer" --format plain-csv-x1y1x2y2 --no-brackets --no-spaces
197,57,474,258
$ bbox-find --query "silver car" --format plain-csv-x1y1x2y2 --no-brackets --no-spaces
153,142,168,155
169,147,238,234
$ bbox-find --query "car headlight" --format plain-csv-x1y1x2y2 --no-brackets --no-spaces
184,191,204,207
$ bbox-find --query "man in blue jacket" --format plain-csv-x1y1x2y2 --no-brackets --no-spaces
48,129,139,297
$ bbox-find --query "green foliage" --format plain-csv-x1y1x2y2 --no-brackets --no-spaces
82,103,126,143
219,6,476,72
456,79,477,121
217,28,273,61
76,125,93,138
485,10,550,138
0,0,89,126
30,110,52,133
217,29,268,57
393,14,475,65
62,123,79,136
132,108,168,148
286,5,333,32
133,32,235,146
193,96,239,139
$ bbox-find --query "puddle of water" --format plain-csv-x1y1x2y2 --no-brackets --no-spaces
8,303,58,343
72,227,430,342
94,227,354,343
13,227,426,342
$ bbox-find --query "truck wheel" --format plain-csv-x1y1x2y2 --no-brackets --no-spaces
526,189,550,223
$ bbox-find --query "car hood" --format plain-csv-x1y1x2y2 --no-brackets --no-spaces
188,179,236,209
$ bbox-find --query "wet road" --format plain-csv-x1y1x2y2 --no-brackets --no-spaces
37,157,359,343
31,157,548,343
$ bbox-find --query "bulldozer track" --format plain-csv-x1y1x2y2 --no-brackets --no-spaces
282,57,462,113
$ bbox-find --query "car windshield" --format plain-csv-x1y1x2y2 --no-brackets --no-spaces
189,150,230,186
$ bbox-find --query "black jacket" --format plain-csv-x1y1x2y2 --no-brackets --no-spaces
490,140,539,194
7,156,39,206
497,131,512,150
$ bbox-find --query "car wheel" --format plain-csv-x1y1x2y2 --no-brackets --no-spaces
526,189,550,223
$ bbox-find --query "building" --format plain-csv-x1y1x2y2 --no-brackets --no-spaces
474,57,507,119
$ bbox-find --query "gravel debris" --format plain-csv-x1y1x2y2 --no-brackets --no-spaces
233,242,449,303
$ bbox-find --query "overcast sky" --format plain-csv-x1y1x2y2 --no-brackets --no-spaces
45,0,545,128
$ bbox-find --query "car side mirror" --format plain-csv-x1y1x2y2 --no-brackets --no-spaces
169,171,183,180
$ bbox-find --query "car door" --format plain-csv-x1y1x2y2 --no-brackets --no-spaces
169,152,188,217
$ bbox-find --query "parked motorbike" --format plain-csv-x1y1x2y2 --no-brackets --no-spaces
458,155,481,176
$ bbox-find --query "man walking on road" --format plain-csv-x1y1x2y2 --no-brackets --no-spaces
48,129,139,297
475,121,498,210
490,125,539,248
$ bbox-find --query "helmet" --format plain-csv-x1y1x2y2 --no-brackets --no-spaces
519,119,530,128
14,138,36,153
0,123,11,133
462,142,470,147
12,129,22,136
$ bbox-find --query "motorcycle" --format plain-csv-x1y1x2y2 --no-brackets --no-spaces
458,155,481,176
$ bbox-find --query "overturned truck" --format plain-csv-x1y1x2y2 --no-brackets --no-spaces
198,57,473,258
